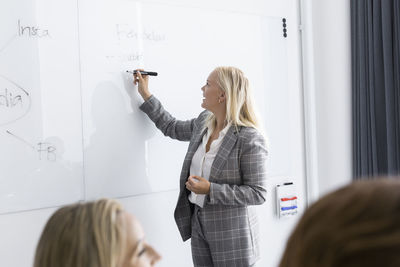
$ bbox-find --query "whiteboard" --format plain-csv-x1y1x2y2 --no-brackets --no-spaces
0,0,292,213
0,0,83,213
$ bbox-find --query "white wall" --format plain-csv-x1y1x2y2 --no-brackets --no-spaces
311,0,353,196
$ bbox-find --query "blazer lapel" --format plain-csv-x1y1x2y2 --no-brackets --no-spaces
190,128,207,156
209,126,239,182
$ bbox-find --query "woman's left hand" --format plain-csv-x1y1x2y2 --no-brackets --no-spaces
185,175,210,194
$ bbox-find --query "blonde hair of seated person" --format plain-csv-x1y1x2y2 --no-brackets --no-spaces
34,198,160,267
279,178,400,267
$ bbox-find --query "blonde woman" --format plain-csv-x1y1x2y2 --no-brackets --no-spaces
34,199,160,267
133,66,268,267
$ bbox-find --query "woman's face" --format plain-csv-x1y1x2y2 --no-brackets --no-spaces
201,70,225,112
120,212,161,267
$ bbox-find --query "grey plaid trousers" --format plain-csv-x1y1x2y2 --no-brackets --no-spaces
191,205,259,267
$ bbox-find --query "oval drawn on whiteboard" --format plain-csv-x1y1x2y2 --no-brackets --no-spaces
0,75,31,126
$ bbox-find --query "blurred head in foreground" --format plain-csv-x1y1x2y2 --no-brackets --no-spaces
279,178,400,267
34,198,161,267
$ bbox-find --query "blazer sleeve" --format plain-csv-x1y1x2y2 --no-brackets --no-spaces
207,129,268,206
139,95,205,141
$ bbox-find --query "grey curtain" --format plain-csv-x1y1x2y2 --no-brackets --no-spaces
351,0,400,179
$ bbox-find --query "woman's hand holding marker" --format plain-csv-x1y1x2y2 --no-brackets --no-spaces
132,69,152,101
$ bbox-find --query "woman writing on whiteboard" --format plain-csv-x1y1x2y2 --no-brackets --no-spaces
134,66,268,267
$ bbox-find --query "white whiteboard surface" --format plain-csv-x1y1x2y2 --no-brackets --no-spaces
1,0,293,213
0,0,83,213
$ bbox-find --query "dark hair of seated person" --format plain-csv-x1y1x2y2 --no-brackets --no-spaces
279,178,400,267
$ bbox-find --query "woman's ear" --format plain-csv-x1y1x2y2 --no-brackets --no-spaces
219,92,226,102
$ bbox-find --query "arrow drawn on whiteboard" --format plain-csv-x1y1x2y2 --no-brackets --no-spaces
6,130,57,161
6,130,35,149
0,34,18,56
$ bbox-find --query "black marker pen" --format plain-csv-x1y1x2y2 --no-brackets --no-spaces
126,70,158,76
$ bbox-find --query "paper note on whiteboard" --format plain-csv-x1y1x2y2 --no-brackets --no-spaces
276,182,298,218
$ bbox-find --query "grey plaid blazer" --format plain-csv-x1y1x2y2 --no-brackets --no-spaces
140,96,268,263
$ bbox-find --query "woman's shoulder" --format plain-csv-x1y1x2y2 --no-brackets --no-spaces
195,110,211,125
237,127,268,153
198,110,210,119
237,126,267,145
186,110,210,133
237,126,264,139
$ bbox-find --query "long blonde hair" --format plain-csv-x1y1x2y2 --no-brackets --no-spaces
34,199,124,267
205,66,260,132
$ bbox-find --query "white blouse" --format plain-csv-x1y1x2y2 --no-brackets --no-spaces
188,123,230,208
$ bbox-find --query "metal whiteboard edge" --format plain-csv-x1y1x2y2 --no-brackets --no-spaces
299,0,320,206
